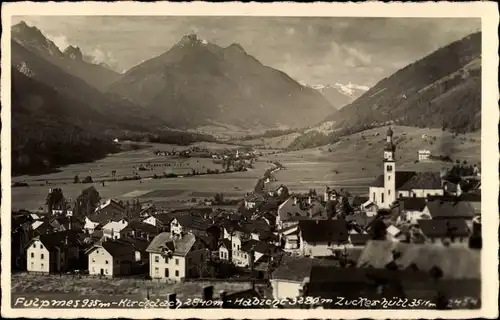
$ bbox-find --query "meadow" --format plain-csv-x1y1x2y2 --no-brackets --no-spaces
11,126,481,210
264,126,481,196
11,143,270,211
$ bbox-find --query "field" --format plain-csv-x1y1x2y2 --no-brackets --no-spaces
264,126,481,196
11,126,481,210
10,273,255,302
11,143,271,211
235,132,302,150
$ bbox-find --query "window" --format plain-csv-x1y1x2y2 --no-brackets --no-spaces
165,268,169,277
155,267,159,273
399,193,403,198
373,192,376,201
41,263,44,268
388,175,391,181
155,256,159,263
33,244,36,248
105,269,108,275
237,245,240,251
92,258,96,263
381,193,384,203
328,242,331,246
388,190,391,196
92,267,95,273
41,254,44,259
175,270,179,277
105,260,109,264
96,250,99,254
387,165,393,172
30,252,34,258
40,244,44,249
175,258,179,266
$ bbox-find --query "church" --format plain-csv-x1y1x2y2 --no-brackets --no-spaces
368,128,444,209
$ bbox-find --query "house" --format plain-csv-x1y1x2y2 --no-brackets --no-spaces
26,230,81,273
443,181,462,196
386,224,405,242
86,239,139,277
360,200,378,217
232,239,281,268
147,232,210,282
350,196,369,212
298,220,349,257
102,219,129,240
276,196,327,230
171,213,219,249
143,212,175,232
369,128,444,209
418,150,431,161
244,193,266,209
12,211,35,270
417,219,470,246
270,255,339,300
425,199,476,230
218,239,232,261
121,221,159,241
94,199,125,216
397,197,429,224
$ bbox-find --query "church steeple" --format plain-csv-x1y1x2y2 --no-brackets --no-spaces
384,127,395,161
383,127,396,208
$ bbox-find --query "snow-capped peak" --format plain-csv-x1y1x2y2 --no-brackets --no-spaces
333,82,370,96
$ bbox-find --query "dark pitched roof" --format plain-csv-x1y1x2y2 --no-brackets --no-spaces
351,196,369,207
399,197,427,212
122,221,159,235
154,212,177,225
271,255,340,282
370,171,416,188
399,172,442,190
426,200,475,219
240,239,280,255
345,212,375,229
32,230,81,250
298,220,349,243
417,219,470,238
356,240,480,279
99,240,136,259
174,214,211,231
349,233,371,245
219,238,231,249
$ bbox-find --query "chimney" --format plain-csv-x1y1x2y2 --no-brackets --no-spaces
308,196,312,205
168,293,177,308
219,290,227,308
203,285,214,301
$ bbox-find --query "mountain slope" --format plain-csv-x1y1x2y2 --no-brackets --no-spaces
288,32,481,150
11,39,166,132
12,21,120,91
11,68,119,175
325,32,481,133
107,34,335,130
302,82,369,110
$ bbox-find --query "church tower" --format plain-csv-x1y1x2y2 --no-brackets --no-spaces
383,127,396,208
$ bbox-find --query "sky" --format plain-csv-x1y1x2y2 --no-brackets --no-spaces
11,16,480,86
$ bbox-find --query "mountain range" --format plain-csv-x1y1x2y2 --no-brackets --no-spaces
106,34,336,129
288,32,482,150
12,21,120,91
298,82,369,110
10,21,482,172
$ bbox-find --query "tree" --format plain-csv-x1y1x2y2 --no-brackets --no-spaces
254,178,265,194
74,186,101,217
46,188,65,215
214,193,224,205
369,219,388,240
82,176,93,183
73,175,80,184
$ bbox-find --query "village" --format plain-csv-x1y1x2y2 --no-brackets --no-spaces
11,129,482,309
